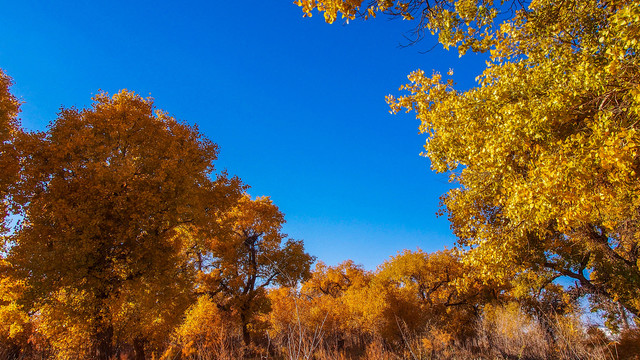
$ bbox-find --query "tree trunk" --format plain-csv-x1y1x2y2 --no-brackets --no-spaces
241,313,251,346
94,324,114,360
2,342,21,360
134,337,146,360
619,302,631,330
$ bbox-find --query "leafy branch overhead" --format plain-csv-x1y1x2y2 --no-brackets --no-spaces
297,0,508,52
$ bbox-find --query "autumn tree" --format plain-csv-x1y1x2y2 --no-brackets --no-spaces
195,194,314,346
269,250,504,357
268,260,374,357
303,260,373,341
299,0,640,320
6,90,243,359
325,249,505,345
0,268,29,358
376,249,505,342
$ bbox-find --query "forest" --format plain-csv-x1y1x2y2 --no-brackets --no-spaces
1,0,639,358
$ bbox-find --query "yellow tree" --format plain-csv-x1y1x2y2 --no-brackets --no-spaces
196,195,314,346
299,0,640,319
7,90,243,359
303,260,373,343
376,249,505,342
166,295,245,359
303,260,371,298
268,260,374,357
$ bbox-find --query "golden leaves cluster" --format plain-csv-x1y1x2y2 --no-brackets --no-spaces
296,0,498,52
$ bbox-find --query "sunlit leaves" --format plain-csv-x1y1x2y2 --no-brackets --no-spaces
269,250,505,351
388,0,640,318
196,194,314,345
296,0,500,52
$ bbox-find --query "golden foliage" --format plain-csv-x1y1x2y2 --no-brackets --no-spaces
0,271,29,347
297,0,640,325
4,0,640,350
303,260,371,298
268,250,506,357
195,194,315,345
268,263,370,354
371,249,502,342
296,0,498,51
386,0,640,318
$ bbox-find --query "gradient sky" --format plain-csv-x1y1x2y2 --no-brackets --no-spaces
0,1,489,269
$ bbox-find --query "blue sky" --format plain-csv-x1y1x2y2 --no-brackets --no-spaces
0,1,488,269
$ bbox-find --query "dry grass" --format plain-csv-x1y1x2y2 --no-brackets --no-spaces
5,302,639,359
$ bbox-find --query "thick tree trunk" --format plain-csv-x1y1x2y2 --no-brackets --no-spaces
134,337,146,360
2,342,21,360
94,324,114,360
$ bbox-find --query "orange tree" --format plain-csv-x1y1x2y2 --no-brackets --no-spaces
267,260,374,356
7,90,243,359
299,0,640,320
166,295,245,359
269,250,504,353
195,195,314,346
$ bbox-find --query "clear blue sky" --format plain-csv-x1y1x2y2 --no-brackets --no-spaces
0,1,488,269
